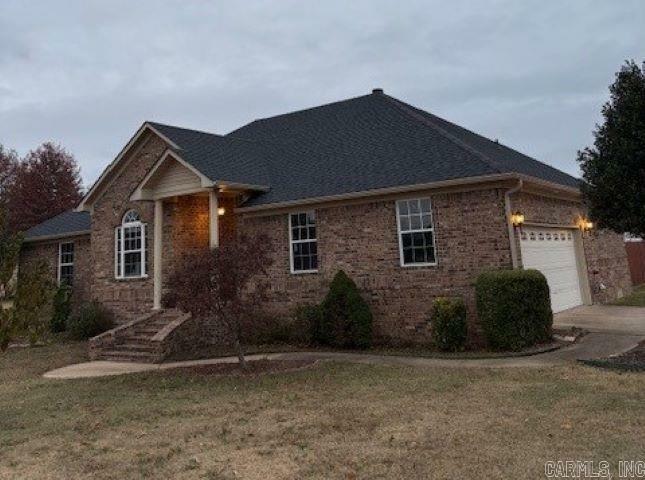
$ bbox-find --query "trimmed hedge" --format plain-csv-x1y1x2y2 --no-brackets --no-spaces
475,269,553,351
317,270,373,349
431,297,467,352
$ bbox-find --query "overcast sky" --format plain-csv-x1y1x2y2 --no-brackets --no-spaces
1,1,643,187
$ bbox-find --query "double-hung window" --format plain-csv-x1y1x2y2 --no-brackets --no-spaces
58,242,74,286
289,211,318,273
396,198,437,266
115,210,147,279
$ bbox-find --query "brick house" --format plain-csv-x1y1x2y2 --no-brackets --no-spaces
20,89,632,361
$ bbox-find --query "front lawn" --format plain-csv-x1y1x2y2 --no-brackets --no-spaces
1,341,644,479
611,283,645,306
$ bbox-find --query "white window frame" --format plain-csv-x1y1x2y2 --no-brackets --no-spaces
288,211,318,274
58,241,74,286
396,197,438,267
115,210,147,279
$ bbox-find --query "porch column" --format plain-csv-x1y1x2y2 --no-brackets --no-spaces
209,190,219,248
153,199,163,310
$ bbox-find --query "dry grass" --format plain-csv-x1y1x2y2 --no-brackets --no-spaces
1,341,644,479
611,283,645,306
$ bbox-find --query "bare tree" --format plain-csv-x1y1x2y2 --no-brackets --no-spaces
164,233,273,368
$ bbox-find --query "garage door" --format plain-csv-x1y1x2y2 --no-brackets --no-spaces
519,227,583,313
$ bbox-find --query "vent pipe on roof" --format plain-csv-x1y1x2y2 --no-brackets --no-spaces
372,88,384,94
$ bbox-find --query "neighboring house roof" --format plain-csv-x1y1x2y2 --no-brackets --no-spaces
24,210,91,242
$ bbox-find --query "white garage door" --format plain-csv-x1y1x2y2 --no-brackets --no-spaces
519,227,583,313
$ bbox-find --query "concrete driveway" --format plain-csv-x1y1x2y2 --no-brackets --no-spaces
555,305,645,335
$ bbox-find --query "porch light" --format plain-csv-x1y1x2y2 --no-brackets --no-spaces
511,211,525,228
577,216,593,232
217,207,226,216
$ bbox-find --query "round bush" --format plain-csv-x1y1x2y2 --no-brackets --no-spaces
319,270,373,349
475,269,553,351
66,302,114,340
431,297,467,351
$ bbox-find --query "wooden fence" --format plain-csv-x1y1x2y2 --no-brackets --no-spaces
626,241,645,285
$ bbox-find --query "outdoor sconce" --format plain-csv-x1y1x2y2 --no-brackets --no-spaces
577,216,594,235
577,217,592,231
217,207,226,216
511,211,525,229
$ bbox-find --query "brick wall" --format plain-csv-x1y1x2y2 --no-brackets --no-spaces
238,188,513,344
511,191,632,303
90,133,166,321
19,235,92,311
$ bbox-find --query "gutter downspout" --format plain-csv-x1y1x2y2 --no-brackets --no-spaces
505,179,523,269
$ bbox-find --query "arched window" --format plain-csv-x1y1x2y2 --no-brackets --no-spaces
115,210,147,278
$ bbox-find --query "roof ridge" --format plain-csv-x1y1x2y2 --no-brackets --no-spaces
379,94,505,174
229,93,373,133
146,121,224,138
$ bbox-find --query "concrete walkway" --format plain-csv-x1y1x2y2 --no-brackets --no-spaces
555,305,645,335
44,331,642,379
43,305,645,380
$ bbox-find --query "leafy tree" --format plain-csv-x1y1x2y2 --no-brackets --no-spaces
13,260,55,345
0,208,22,301
577,60,645,236
6,142,83,233
0,145,18,209
164,234,273,369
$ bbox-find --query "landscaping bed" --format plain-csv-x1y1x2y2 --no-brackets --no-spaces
581,340,645,372
165,334,574,364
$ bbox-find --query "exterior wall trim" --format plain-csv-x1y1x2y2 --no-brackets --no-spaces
236,173,581,215
130,149,214,201
23,230,91,244
77,122,180,212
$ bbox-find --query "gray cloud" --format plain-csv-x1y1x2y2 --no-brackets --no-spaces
0,0,643,185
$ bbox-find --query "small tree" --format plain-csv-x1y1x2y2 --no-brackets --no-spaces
164,234,273,368
12,260,55,347
318,270,373,349
577,60,645,236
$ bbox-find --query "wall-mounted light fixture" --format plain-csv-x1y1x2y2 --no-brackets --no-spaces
577,216,594,235
217,207,226,216
511,211,525,229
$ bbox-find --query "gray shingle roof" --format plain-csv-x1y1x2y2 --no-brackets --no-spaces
225,91,580,206
147,123,271,188
30,90,581,237
25,210,91,241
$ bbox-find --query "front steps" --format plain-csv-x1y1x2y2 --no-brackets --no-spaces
89,309,192,363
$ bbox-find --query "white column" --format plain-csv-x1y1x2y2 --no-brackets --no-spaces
153,199,163,310
209,190,219,249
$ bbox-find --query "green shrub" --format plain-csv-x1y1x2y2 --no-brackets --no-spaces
50,284,72,333
318,270,373,349
66,302,114,340
0,308,16,352
475,269,553,351
14,261,55,345
431,297,468,351
294,304,322,345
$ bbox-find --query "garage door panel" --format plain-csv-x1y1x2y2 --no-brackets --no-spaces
520,228,583,313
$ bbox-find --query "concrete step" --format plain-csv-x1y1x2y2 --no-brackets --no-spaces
113,343,156,352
